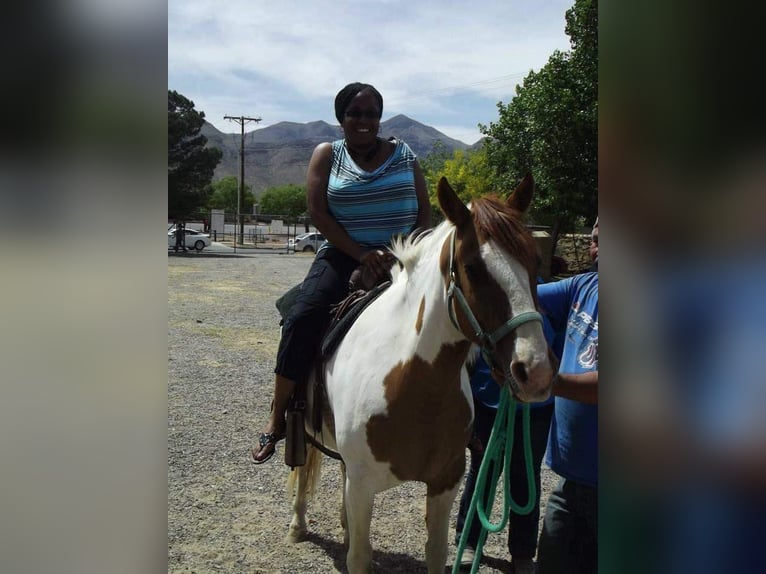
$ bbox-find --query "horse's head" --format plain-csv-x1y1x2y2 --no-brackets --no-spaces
438,175,554,402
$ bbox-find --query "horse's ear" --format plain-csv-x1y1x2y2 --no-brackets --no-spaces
438,177,471,227
507,172,535,213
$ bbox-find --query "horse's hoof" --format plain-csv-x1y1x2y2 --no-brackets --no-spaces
286,527,308,543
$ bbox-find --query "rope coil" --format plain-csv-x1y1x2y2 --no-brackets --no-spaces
452,387,536,573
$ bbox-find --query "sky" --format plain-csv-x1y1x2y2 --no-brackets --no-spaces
168,0,574,146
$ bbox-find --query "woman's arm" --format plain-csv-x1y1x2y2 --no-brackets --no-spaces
413,160,431,231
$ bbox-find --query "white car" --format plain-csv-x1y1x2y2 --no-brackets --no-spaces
289,232,326,253
168,228,212,251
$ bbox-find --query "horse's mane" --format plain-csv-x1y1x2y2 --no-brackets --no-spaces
470,195,539,272
389,222,452,280
389,194,538,282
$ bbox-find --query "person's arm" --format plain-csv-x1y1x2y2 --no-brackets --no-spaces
412,160,431,231
552,371,598,404
306,143,390,276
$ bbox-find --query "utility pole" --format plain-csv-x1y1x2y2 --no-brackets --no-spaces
224,115,261,245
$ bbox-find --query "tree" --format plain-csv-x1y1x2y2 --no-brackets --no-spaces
168,90,222,222
419,141,453,223
480,0,597,246
439,145,494,203
258,184,308,221
208,176,255,214
420,144,495,223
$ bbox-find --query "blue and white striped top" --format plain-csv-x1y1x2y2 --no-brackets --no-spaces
325,138,420,250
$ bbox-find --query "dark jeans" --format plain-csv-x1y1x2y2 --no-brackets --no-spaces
455,400,553,559
536,477,598,574
275,247,358,384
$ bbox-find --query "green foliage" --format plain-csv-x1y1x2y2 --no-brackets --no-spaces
440,146,494,202
419,141,451,190
419,142,452,223
480,0,597,232
208,176,255,214
420,143,495,223
259,184,308,219
168,90,222,221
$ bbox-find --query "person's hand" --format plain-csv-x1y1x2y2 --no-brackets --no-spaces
360,250,395,283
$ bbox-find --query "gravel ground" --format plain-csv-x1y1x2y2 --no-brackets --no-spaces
168,252,558,574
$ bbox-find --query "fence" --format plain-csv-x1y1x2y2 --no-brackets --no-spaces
171,216,319,253
173,216,590,271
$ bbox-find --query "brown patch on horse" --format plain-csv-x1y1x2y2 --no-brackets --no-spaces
366,340,473,495
415,296,425,334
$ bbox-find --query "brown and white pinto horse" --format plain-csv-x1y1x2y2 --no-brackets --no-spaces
286,176,554,573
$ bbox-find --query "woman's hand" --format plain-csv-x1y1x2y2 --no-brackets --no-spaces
360,250,396,283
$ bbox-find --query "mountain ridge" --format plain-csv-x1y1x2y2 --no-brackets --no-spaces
201,116,479,195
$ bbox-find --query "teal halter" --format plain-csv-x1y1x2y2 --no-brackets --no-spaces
445,229,543,393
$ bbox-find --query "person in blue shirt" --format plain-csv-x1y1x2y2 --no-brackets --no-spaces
535,218,599,574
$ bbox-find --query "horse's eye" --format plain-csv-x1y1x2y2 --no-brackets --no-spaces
463,263,481,280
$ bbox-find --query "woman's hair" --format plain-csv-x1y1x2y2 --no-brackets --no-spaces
334,82,383,123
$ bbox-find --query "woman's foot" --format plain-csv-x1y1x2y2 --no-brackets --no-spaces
251,426,285,464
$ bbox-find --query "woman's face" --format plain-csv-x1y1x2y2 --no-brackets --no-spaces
341,89,381,146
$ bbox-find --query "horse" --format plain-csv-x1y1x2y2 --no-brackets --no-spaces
285,175,554,573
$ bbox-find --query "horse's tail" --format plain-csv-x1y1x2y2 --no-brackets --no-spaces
286,444,323,502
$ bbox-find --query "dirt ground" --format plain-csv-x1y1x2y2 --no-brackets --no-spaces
168,252,558,573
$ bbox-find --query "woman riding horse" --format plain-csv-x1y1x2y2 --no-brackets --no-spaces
252,82,431,464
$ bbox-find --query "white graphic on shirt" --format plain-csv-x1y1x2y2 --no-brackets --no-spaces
578,341,598,369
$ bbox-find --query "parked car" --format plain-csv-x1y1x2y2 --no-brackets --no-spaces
168,228,212,251
289,232,326,253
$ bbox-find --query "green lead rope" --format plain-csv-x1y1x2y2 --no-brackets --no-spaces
452,387,536,574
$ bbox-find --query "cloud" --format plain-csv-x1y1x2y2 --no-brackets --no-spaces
169,0,573,142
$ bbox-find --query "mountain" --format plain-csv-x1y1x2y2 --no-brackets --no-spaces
468,137,488,152
201,116,470,195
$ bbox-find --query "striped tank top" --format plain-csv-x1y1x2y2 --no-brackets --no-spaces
324,138,419,250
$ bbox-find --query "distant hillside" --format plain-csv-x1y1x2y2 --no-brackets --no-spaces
468,137,488,151
202,116,470,195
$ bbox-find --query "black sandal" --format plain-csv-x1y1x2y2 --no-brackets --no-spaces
251,430,285,464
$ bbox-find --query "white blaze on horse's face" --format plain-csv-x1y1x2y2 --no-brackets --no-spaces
481,240,553,402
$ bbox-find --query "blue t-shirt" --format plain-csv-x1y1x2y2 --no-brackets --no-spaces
538,272,598,487
325,139,420,250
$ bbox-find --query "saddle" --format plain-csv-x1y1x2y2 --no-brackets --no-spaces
321,280,390,359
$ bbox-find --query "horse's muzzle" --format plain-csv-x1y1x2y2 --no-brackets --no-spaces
505,358,554,403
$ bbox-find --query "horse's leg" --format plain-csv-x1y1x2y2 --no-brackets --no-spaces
425,484,460,574
286,464,309,542
340,461,349,546
286,444,321,543
344,468,375,574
